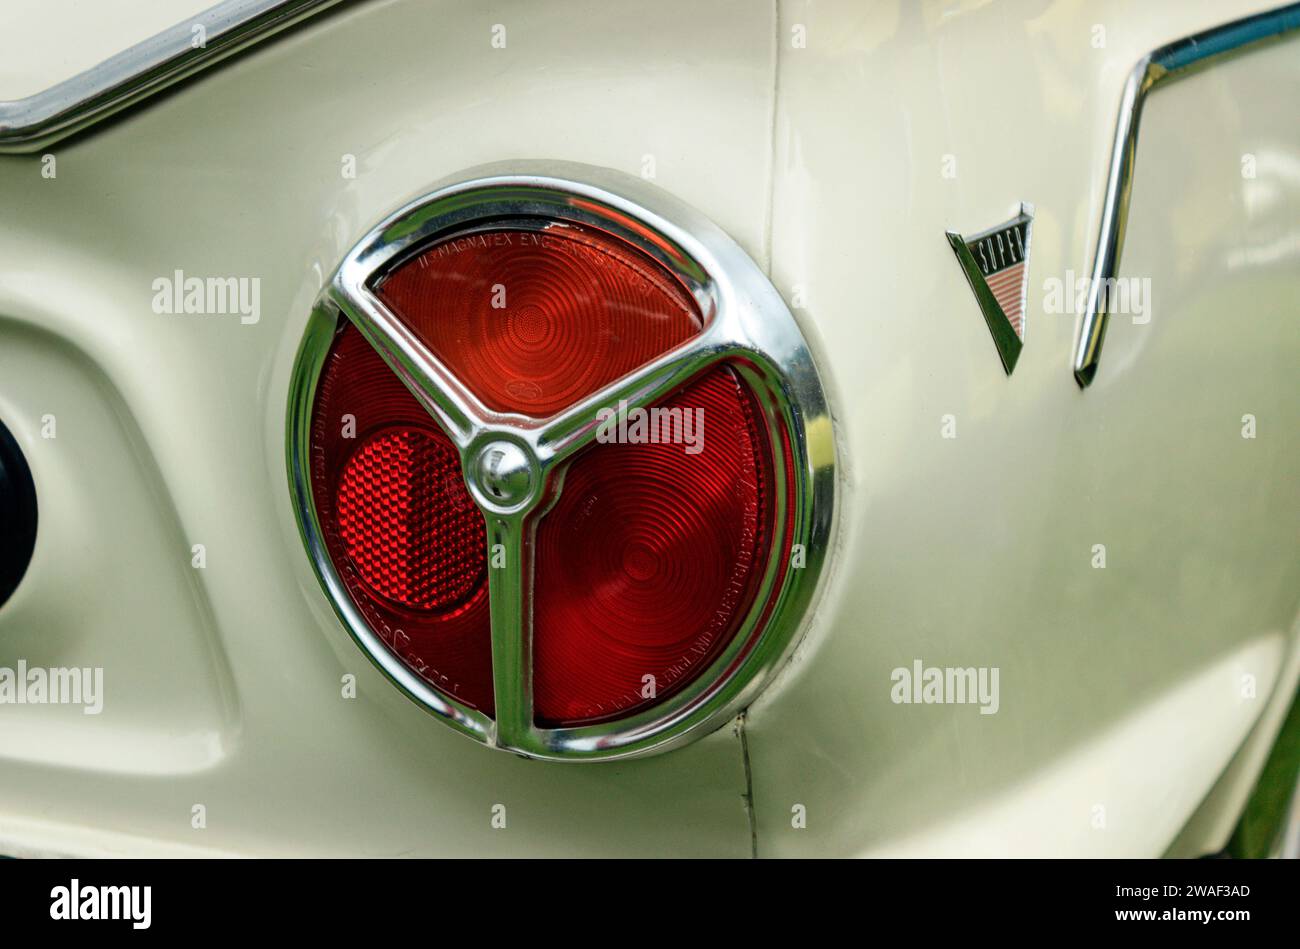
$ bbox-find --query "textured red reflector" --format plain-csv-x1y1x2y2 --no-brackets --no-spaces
336,428,484,613
532,366,779,726
374,224,702,418
310,323,493,713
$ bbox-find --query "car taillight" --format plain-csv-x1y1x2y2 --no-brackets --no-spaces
289,172,833,759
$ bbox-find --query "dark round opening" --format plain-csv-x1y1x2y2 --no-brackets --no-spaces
0,419,37,607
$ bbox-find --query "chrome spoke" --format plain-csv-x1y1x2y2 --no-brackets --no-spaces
326,286,488,448
485,514,533,748
532,322,738,469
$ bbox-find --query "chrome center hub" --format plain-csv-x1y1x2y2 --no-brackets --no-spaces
472,440,534,508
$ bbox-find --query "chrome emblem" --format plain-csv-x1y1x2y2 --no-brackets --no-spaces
946,203,1034,375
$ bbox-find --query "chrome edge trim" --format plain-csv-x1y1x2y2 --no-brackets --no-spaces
1072,1,1300,388
0,0,344,152
287,162,837,761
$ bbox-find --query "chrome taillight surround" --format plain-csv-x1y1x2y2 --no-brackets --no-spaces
287,163,835,760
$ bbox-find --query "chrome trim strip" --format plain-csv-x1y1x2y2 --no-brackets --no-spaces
1073,1,1300,387
0,0,344,152
287,163,837,761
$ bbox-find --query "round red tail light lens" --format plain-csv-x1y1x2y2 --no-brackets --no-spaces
289,173,833,759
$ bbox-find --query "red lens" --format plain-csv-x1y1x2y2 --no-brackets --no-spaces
309,323,493,713
335,427,484,613
532,366,782,727
374,223,702,418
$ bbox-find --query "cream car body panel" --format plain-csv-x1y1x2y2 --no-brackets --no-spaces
0,0,1295,856
0,1,213,102
749,0,1300,857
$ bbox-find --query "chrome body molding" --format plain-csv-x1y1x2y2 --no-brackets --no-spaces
286,164,837,761
1073,1,1300,387
0,0,343,152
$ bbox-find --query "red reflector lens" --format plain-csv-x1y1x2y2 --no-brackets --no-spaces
375,224,702,417
310,324,493,713
335,428,484,613
532,366,779,727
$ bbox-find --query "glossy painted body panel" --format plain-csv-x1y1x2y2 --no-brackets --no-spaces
0,0,1294,856
0,1,213,101
751,0,1299,856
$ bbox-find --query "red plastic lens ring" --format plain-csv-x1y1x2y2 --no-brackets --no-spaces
309,323,494,713
375,223,703,418
532,366,783,727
